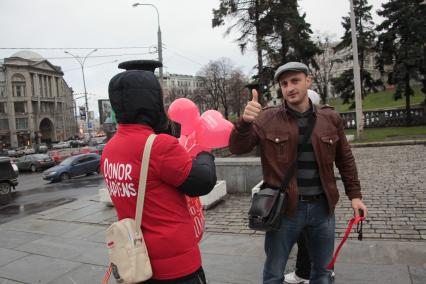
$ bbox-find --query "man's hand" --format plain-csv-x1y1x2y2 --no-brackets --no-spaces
242,89,262,123
351,198,368,218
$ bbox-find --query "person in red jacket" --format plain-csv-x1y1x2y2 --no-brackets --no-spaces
102,60,216,284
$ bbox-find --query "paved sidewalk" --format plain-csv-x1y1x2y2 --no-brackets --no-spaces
0,196,425,284
0,144,425,283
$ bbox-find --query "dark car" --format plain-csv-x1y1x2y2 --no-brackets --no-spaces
15,154,55,172
0,157,19,205
95,143,106,155
42,153,101,182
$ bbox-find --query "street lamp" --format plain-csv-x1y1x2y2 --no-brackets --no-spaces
64,49,97,142
132,2,163,84
349,0,363,139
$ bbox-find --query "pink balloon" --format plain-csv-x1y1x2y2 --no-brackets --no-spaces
194,110,234,148
178,135,188,147
168,98,200,135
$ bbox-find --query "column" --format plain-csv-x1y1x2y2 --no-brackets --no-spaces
53,97,58,140
25,73,35,145
5,71,18,148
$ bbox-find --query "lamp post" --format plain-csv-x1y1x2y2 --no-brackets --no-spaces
64,49,97,142
132,2,163,84
349,0,363,139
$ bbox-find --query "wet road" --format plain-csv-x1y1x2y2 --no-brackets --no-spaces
0,172,106,224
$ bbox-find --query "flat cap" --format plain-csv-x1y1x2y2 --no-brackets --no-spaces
274,62,309,82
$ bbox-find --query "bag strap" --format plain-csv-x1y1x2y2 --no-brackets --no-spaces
134,134,156,231
279,113,315,192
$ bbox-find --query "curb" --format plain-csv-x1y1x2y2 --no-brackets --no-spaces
350,139,426,148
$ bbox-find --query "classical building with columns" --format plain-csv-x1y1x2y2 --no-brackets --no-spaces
0,50,77,148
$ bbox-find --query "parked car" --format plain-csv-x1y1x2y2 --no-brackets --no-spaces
71,146,99,156
23,146,35,155
6,149,18,158
49,149,72,164
0,157,19,205
15,147,25,157
68,140,80,148
15,154,55,172
96,143,106,156
52,141,70,150
42,153,101,182
38,144,48,153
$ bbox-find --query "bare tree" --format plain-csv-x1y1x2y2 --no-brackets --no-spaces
197,58,248,119
198,58,229,117
309,34,340,104
164,85,199,108
228,68,248,117
191,86,210,113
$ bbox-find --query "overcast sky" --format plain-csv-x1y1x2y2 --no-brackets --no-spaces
0,0,385,116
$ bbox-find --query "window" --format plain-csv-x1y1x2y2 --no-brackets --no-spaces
77,156,95,164
16,85,21,97
11,74,26,97
15,118,28,129
0,119,9,130
0,102,6,114
14,102,26,113
12,83,26,97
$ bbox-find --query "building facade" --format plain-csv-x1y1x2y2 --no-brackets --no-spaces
0,51,77,149
162,73,204,105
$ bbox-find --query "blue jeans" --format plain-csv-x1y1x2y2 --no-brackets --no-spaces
263,196,335,284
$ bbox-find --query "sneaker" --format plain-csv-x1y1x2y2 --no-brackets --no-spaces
284,271,309,284
284,271,335,283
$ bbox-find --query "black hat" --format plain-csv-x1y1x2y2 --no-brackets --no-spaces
118,60,162,72
108,60,168,133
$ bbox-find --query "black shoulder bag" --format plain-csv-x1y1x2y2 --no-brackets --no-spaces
248,114,315,232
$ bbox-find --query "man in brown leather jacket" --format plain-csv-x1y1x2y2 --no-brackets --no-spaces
229,62,368,284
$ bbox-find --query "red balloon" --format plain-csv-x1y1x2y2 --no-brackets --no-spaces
194,110,234,148
168,98,200,135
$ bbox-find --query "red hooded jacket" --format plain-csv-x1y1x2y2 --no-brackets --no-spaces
101,124,201,280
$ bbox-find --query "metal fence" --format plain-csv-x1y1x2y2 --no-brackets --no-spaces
340,107,426,129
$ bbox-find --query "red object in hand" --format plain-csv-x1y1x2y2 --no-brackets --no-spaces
327,215,365,269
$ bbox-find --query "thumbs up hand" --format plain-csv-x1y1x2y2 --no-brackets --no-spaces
242,89,262,123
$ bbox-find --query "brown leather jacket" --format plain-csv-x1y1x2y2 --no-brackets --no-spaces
229,103,362,216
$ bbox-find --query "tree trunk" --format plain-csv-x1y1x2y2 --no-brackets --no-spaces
421,47,426,122
360,51,365,99
254,0,264,105
322,85,328,104
405,73,411,126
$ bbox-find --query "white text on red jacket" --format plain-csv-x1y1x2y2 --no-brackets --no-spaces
103,158,136,197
